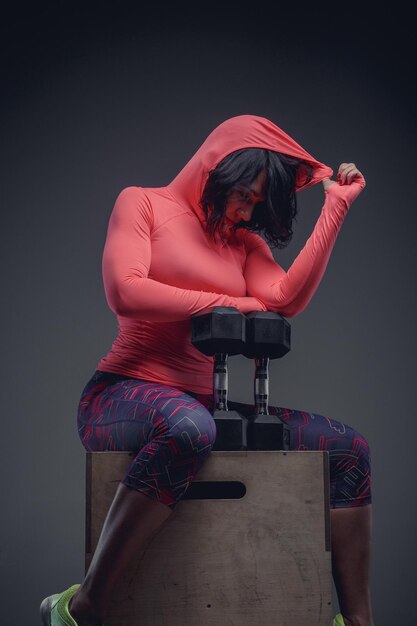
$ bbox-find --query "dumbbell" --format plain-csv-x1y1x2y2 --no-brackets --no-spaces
191,306,249,451
243,311,291,451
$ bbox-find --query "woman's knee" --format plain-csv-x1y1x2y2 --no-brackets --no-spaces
349,425,371,470
323,418,371,470
328,422,372,508
156,401,216,460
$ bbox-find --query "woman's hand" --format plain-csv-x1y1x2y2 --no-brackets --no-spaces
322,162,365,191
322,162,366,205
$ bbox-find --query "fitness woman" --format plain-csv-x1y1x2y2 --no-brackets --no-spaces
41,115,373,626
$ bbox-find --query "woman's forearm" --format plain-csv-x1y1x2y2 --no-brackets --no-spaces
245,176,366,316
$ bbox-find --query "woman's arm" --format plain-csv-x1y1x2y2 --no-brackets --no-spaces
244,167,366,317
102,187,266,322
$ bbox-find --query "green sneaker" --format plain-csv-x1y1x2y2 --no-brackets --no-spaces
40,584,80,626
333,614,346,626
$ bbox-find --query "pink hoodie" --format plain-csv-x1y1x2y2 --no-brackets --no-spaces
96,115,366,393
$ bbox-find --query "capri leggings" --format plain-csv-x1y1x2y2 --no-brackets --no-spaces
77,370,371,511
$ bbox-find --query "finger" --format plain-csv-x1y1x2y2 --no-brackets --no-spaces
343,167,363,185
348,172,365,190
337,162,354,176
338,163,359,185
342,168,358,185
346,169,363,184
342,171,366,191
338,163,356,180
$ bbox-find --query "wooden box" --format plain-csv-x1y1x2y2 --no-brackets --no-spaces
86,450,332,626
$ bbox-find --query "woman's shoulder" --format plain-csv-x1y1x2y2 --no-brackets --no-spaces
115,185,150,203
110,186,155,230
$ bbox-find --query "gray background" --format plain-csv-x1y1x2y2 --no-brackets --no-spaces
1,2,416,624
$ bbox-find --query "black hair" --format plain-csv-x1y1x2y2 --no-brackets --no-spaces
199,148,314,248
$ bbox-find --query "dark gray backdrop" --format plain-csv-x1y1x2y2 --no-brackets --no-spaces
1,2,416,624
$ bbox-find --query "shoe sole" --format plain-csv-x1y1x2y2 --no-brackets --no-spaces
39,596,52,626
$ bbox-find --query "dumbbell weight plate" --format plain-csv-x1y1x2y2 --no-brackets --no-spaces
243,311,291,359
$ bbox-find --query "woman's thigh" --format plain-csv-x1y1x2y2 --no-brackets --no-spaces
223,399,372,510
77,374,371,509
77,371,217,507
77,370,216,454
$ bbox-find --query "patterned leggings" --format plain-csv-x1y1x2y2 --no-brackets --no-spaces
77,370,371,511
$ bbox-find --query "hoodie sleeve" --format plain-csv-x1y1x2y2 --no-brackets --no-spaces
243,177,366,317
102,187,266,322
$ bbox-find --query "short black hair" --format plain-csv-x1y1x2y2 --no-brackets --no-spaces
199,148,313,248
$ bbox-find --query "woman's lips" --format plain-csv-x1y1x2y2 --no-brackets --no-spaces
231,211,247,222
223,210,248,232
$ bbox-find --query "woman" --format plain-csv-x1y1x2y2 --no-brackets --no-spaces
41,115,373,626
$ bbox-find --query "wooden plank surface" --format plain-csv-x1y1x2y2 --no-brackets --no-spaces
86,451,332,626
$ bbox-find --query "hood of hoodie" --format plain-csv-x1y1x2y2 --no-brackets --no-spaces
167,114,333,237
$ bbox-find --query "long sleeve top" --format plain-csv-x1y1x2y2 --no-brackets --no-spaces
96,115,365,393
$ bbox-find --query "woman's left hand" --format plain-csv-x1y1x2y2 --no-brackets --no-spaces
322,162,365,191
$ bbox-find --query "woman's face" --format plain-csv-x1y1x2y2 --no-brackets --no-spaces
222,170,267,231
